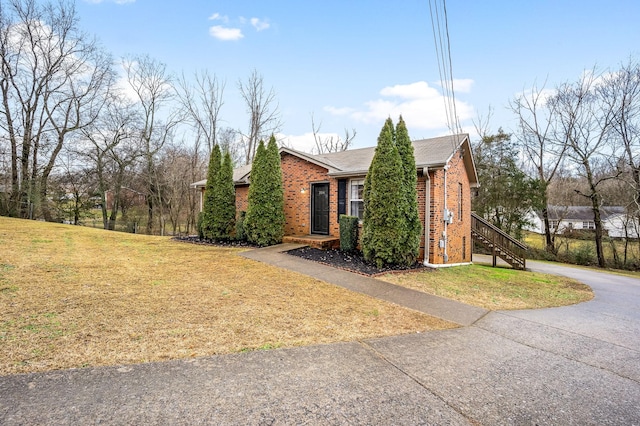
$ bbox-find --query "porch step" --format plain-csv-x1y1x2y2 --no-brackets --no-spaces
471,212,528,270
282,235,340,249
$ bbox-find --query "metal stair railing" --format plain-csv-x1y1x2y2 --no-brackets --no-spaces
471,212,528,270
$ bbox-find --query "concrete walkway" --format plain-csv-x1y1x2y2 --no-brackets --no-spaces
1,250,639,425
241,244,488,326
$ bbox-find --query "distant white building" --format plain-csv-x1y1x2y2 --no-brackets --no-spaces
526,205,640,239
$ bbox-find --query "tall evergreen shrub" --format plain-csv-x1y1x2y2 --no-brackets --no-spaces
210,151,236,239
200,145,221,240
362,118,407,267
244,135,285,246
395,116,422,263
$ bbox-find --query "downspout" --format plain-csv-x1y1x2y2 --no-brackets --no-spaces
423,167,430,264
443,164,450,264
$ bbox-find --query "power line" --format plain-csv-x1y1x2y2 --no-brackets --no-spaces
429,0,463,143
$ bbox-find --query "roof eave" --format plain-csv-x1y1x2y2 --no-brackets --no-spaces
280,146,341,173
327,170,368,178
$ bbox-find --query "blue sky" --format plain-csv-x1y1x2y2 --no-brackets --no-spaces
77,0,640,151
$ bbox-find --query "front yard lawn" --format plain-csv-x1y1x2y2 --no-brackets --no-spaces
380,264,593,310
0,217,453,376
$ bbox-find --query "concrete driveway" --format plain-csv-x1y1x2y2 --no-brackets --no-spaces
1,259,639,425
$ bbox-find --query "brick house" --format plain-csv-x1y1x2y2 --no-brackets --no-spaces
193,133,478,267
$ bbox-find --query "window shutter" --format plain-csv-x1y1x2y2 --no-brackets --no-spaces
337,179,347,222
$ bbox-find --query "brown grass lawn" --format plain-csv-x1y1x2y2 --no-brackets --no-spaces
0,217,454,375
380,264,593,311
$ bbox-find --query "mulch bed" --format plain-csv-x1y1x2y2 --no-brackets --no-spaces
173,236,428,276
286,247,429,277
172,235,258,248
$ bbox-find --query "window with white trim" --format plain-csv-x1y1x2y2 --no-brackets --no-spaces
583,221,595,230
350,179,365,220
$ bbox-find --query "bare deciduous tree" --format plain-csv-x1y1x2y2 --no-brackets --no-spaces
550,70,619,267
217,126,243,166
599,59,640,210
158,143,201,235
0,0,113,219
80,92,140,230
310,113,356,154
39,43,114,221
124,54,177,235
175,70,225,155
510,82,568,254
238,69,281,164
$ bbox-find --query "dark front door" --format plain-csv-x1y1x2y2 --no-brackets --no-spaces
311,183,330,234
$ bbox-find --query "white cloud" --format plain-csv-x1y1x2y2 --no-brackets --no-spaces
326,80,475,132
434,79,474,93
515,87,556,107
208,14,271,40
323,106,356,116
209,25,244,41
251,18,270,31
208,13,229,23
279,131,350,154
380,81,441,99
453,78,474,93
278,132,319,153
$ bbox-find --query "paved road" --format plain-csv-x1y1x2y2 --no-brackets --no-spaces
1,259,639,425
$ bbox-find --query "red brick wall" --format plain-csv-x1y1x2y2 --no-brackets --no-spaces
235,186,249,213
280,153,339,237
232,153,339,237
426,149,472,265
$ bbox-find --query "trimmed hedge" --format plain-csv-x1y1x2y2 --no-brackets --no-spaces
235,210,247,241
339,215,359,252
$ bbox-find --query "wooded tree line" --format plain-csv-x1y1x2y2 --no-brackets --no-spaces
473,59,640,268
0,0,281,234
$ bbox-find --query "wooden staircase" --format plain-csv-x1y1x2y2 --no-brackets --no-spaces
471,212,528,270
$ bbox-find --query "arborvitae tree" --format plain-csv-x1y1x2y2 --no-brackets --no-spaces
395,116,422,263
244,140,266,244
200,144,221,240
244,135,285,246
265,135,285,242
211,151,236,239
362,118,407,267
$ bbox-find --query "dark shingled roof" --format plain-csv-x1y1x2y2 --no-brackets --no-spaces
192,133,478,188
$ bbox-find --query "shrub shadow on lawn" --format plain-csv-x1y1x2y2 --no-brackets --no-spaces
286,247,429,277
173,235,258,248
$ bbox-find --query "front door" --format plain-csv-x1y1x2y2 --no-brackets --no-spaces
311,183,330,234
